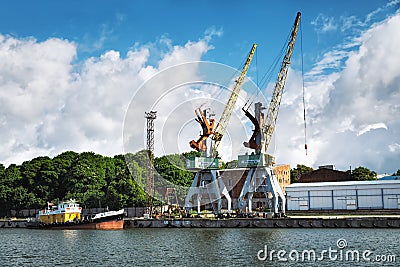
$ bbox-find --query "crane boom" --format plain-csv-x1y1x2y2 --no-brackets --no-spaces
260,12,301,154
212,43,257,157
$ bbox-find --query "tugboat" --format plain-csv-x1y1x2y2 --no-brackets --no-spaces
27,199,124,230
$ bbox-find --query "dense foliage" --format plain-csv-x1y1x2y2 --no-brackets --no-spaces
290,164,314,183
0,150,195,216
351,166,377,181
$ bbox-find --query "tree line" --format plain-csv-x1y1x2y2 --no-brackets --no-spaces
0,150,197,217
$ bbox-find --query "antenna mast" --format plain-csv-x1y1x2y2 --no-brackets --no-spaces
145,110,157,217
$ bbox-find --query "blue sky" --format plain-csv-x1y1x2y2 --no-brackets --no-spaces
1,1,400,173
1,1,395,68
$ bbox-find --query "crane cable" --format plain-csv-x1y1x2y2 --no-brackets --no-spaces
243,47,261,112
244,29,292,112
300,19,308,156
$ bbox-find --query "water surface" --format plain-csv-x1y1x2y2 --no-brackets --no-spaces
0,228,398,266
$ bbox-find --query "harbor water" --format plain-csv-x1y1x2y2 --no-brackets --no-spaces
0,228,398,266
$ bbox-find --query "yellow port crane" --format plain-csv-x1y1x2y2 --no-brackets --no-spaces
211,43,257,157
244,12,301,156
262,12,301,154
189,44,257,157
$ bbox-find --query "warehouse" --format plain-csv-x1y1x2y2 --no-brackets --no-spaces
286,180,400,211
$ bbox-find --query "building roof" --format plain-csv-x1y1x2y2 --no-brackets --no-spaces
287,179,400,188
379,176,400,180
298,168,351,183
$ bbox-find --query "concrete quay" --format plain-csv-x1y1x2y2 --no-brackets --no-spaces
2,216,400,229
124,216,400,228
0,219,27,228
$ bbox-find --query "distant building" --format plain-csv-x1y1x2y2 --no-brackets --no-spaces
286,180,400,211
318,165,335,170
298,167,352,183
273,164,291,193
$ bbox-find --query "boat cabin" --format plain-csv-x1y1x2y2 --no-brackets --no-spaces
38,199,82,224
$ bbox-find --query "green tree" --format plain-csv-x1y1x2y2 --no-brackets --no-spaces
222,160,238,169
0,163,12,216
154,154,194,187
52,151,79,200
352,166,377,181
65,152,107,208
0,163,4,177
290,164,314,183
392,169,400,176
129,150,149,169
107,155,146,208
11,186,36,216
182,151,201,159
20,158,43,190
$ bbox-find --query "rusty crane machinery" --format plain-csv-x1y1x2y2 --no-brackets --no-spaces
238,12,301,216
185,44,257,215
189,43,257,157
185,12,301,217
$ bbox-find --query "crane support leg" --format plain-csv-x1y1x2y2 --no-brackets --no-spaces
184,169,231,215
237,167,286,216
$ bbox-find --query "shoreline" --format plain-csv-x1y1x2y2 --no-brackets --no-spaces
123,216,400,228
2,215,400,229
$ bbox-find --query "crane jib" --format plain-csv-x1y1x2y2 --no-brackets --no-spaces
261,12,301,154
211,43,257,156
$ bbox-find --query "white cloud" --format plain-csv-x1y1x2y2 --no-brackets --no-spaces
311,14,337,33
0,33,216,166
1,11,400,175
272,13,400,173
389,143,400,152
340,15,364,32
204,26,223,42
358,123,388,136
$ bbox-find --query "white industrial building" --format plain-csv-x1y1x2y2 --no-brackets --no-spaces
286,180,400,211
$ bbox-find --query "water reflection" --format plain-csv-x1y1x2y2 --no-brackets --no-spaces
62,230,79,239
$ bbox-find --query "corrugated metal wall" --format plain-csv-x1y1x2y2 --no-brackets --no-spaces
286,182,400,211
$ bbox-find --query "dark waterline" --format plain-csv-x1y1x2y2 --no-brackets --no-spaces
0,228,398,266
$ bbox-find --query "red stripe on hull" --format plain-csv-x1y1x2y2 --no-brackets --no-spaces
95,220,124,230
28,219,124,230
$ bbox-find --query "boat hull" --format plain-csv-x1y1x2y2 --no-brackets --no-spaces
28,213,124,230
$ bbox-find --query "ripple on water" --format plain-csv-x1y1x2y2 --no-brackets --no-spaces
0,228,398,266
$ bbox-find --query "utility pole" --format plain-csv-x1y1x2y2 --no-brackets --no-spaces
145,110,157,217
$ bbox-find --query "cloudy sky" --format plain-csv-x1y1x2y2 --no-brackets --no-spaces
0,0,399,174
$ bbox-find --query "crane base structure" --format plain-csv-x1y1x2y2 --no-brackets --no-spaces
184,164,232,215
237,165,286,217
184,156,287,217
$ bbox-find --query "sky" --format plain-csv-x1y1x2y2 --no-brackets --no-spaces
0,0,399,174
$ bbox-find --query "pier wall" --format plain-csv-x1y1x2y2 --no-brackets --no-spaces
124,217,400,228
0,219,27,228
3,217,400,229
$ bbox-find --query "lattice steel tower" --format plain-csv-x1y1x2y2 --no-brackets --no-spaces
145,111,157,216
